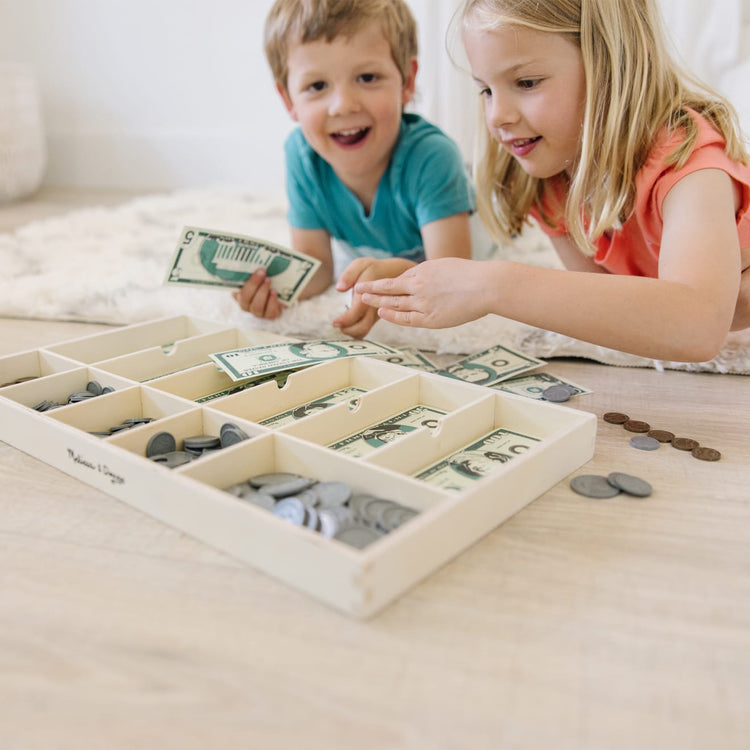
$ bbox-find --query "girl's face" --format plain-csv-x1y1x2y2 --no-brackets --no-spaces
463,23,586,179
280,25,417,199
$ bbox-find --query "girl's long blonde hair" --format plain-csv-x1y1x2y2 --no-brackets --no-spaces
457,0,749,252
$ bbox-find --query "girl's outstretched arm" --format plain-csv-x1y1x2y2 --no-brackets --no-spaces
356,169,742,362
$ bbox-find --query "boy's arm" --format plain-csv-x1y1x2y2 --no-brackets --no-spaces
421,212,473,260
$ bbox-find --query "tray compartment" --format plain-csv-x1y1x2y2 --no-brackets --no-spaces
45,315,228,364
1,348,80,388
46,385,193,437
107,404,266,462
93,326,293,382
207,356,412,426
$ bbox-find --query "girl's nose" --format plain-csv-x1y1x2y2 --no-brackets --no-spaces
486,92,518,131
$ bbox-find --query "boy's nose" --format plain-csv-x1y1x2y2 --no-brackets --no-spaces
329,85,361,116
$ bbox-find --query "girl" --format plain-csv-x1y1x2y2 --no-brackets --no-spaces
355,0,750,362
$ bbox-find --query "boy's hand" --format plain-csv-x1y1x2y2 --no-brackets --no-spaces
333,257,416,338
232,268,284,320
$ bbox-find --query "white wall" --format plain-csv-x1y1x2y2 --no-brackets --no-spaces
0,0,476,192
0,0,747,193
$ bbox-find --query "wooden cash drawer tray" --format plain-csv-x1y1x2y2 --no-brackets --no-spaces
0,315,597,617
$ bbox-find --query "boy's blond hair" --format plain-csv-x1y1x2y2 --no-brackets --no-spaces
265,0,419,92
457,0,749,253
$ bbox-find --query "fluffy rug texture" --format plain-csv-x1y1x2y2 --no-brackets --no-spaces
1,188,749,374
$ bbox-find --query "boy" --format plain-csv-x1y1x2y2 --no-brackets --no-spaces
234,0,476,338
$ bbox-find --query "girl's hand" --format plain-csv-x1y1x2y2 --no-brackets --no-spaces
355,258,492,329
232,268,283,320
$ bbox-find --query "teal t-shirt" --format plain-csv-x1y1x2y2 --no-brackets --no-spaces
285,113,475,263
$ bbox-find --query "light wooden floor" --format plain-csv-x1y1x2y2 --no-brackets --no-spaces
1,188,749,749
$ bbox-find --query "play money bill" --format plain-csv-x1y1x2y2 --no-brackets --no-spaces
438,344,545,387
210,339,400,382
415,427,541,492
260,386,366,428
165,226,321,305
374,347,439,371
328,405,446,458
494,372,592,400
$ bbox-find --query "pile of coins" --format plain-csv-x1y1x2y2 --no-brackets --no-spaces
1,375,38,388
603,412,721,461
32,380,115,412
570,472,652,499
224,472,418,549
147,422,250,468
90,416,155,437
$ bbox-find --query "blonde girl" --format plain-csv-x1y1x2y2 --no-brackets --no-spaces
356,0,750,362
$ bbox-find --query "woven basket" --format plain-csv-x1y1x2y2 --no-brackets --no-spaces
0,63,46,203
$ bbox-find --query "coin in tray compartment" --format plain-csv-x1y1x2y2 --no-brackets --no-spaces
1,375,39,388
33,380,116,412
225,472,418,549
147,422,251,468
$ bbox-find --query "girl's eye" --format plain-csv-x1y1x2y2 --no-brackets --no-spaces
358,73,378,84
517,78,540,90
477,86,491,98
307,81,327,93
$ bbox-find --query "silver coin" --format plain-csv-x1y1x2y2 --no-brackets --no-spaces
146,431,177,458
379,505,418,531
68,391,96,403
184,435,221,452
149,450,194,468
361,498,399,527
243,491,276,511
570,474,622,499
607,472,652,498
86,380,103,396
123,417,154,425
294,489,320,507
263,476,317,498
313,480,352,508
349,493,382,521
225,481,253,497
334,525,383,549
273,497,306,525
249,471,303,488
542,385,574,403
318,506,356,538
305,505,320,531
220,422,250,448
629,435,660,451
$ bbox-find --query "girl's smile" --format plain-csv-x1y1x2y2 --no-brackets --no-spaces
463,23,586,179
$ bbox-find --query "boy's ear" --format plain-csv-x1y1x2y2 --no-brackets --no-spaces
276,82,298,121
401,57,418,105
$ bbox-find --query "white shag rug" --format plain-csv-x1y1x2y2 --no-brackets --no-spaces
1,187,749,374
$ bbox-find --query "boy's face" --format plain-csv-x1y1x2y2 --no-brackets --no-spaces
279,25,417,196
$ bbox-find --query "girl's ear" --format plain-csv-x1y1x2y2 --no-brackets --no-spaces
401,57,418,105
277,82,298,121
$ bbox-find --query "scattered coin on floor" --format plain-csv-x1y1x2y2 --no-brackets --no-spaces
691,446,721,462
607,472,653,497
647,429,675,443
623,420,651,433
541,385,574,403
672,437,699,451
570,474,622,499
603,412,630,424
630,435,660,451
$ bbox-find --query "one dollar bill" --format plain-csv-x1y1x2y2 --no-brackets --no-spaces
210,339,400,382
165,226,321,305
438,344,546,387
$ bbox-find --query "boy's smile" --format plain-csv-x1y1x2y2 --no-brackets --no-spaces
463,24,586,179
279,25,417,211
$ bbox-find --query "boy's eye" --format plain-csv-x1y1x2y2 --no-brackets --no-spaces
358,73,378,84
517,78,540,90
307,81,327,93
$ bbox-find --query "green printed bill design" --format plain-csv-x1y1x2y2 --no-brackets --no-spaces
165,226,321,305
260,386,367,428
415,427,541,491
210,339,400,382
493,372,592,400
328,405,447,458
438,344,546,387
